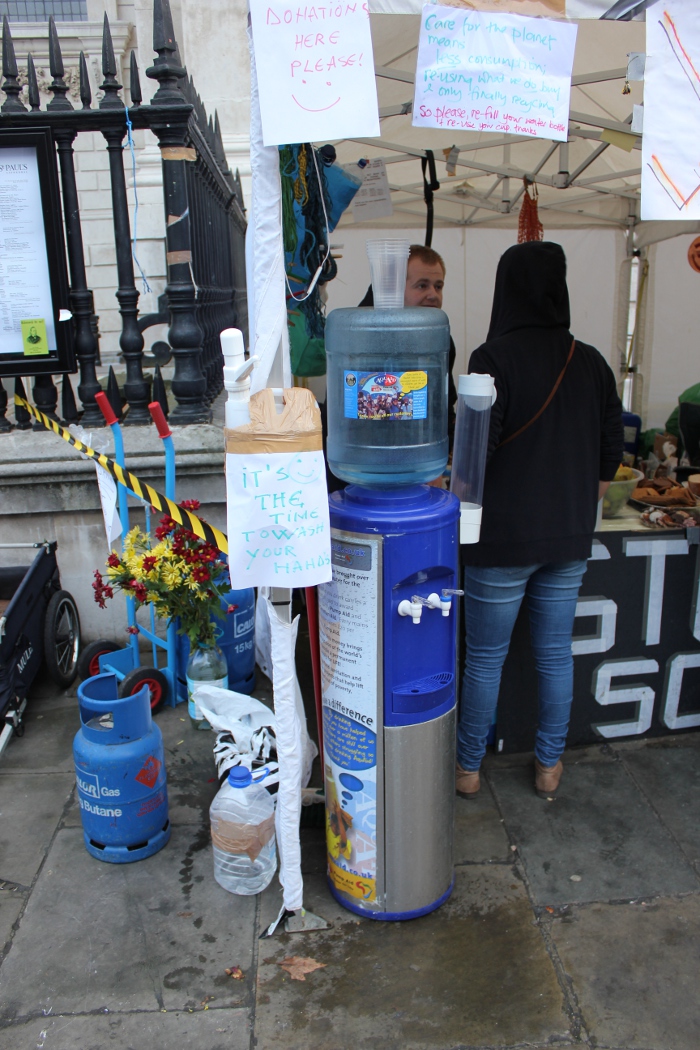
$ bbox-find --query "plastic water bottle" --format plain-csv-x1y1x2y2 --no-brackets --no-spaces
210,767,277,895
325,306,450,486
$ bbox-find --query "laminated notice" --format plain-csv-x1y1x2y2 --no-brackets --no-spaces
344,369,428,420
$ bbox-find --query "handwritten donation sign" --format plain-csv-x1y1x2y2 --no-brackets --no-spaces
226,450,332,587
249,0,380,147
412,6,577,142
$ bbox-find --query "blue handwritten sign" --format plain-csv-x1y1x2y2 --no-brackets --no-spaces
412,6,577,141
226,450,332,587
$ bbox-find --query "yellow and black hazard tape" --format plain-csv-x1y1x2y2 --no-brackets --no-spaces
15,395,229,556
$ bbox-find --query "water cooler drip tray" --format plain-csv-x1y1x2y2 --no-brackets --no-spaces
392,672,454,714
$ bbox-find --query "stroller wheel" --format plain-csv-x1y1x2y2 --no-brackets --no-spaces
77,639,121,681
44,591,81,688
118,667,168,713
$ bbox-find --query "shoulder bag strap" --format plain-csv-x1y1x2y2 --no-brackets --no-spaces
496,337,576,450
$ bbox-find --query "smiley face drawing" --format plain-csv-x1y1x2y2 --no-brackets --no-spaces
287,453,324,485
291,79,341,113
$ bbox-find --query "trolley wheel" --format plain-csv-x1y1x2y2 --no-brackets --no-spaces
43,590,81,688
118,667,168,713
77,639,121,681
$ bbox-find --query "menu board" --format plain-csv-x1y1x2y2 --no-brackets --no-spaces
0,146,57,357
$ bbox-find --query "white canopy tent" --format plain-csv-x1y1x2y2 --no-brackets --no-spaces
318,12,700,430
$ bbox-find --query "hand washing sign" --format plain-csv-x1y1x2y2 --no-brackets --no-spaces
249,0,380,146
226,450,332,587
412,5,577,142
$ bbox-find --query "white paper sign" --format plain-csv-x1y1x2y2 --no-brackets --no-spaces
412,6,577,142
226,450,332,587
0,146,57,355
95,464,122,547
642,1,700,221
249,0,380,147
351,159,394,222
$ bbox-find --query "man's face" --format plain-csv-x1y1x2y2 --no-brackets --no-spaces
404,258,445,309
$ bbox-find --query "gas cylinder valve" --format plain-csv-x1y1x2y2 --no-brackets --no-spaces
398,598,424,624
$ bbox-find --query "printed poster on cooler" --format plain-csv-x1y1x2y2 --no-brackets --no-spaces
249,0,380,147
318,535,381,905
642,0,700,221
412,5,577,141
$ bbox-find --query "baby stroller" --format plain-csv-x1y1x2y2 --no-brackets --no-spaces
0,541,81,758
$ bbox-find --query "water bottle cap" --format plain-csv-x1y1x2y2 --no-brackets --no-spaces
227,766,253,788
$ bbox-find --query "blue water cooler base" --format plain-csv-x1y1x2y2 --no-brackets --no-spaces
327,875,454,921
83,821,171,864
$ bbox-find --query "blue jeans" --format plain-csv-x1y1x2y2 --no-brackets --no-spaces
457,560,588,771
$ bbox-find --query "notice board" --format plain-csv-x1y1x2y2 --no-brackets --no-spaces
0,127,74,377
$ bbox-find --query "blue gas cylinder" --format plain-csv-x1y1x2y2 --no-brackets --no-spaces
73,673,170,863
176,588,256,701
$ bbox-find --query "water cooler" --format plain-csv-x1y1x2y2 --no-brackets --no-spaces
318,240,493,919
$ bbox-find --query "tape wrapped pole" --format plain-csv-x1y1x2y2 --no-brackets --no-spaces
263,591,305,913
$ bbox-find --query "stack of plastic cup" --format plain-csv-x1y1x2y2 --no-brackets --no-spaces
366,239,410,308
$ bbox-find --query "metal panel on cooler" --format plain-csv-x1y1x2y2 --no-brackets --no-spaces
384,706,455,915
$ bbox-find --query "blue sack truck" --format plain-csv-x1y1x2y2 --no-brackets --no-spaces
0,540,81,759
76,393,179,712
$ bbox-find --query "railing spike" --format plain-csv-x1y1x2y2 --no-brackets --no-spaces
79,51,92,109
153,0,177,55
129,50,142,106
2,15,17,76
147,0,186,103
106,366,123,421
101,12,117,76
153,364,170,419
1,15,26,112
61,376,79,425
99,13,122,108
47,16,73,109
27,53,40,110
48,15,64,78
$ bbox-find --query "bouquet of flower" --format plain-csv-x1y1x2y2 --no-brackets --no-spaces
92,501,232,648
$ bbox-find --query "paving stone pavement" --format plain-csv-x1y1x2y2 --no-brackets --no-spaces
1,671,699,1050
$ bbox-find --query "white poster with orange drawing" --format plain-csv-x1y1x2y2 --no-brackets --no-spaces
642,0,700,221
250,0,380,147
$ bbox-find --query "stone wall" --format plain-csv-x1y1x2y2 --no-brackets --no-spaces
0,424,226,644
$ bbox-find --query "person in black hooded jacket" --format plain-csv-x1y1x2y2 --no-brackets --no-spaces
455,241,623,801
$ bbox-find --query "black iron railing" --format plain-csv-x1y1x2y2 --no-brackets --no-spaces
0,0,247,427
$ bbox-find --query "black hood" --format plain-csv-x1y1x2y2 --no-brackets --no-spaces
487,241,571,339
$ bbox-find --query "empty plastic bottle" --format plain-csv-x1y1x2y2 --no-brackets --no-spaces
210,766,277,895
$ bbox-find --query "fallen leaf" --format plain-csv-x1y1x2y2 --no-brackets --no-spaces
279,956,326,982
176,739,184,746
545,906,555,914
177,911,192,917
225,966,244,980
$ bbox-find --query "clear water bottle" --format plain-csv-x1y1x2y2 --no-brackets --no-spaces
210,767,277,895
325,306,450,486
186,644,228,731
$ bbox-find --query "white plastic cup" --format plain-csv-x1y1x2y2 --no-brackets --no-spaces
366,239,410,309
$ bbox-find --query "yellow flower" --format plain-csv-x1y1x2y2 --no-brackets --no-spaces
161,564,181,587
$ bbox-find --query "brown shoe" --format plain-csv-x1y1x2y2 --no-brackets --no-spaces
534,758,563,798
456,763,480,799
